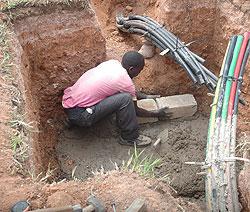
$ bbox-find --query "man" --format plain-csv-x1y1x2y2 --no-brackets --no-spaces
62,51,171,147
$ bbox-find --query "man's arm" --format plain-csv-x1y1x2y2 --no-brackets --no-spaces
136,91,160,100
134,101,172,118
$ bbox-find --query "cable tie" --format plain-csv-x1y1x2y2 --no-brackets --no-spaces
210,102,217,107
223,157,250,163
172,38,210,52
185,38,209,46
197,172,207,175
207,93,215,97
160,48,170,56
218,75,243,82
184,161,206,166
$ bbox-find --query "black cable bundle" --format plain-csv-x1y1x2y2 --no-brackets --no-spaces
116,14,219,92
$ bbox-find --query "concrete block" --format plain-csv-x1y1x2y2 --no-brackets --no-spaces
155,94,197,119
125,199,147,212
136,99,158,124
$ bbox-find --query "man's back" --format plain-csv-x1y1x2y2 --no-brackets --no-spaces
62,60,136,108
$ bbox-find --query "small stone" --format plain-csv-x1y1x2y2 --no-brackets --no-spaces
111,31,119,36
194,194,200,199
125,6,133,12
68,160,73,165
138,44,156,59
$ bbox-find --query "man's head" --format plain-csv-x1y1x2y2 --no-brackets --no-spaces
121,51,145,78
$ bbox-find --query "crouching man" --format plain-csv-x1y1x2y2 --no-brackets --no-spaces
62,51,171,147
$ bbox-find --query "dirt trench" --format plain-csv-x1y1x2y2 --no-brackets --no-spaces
2,0,250,211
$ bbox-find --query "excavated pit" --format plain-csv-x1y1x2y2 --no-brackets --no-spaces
10,0,250,210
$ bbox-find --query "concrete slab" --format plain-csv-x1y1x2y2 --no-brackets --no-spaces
156,94,197,119
125,199,147,212
136,99,158,124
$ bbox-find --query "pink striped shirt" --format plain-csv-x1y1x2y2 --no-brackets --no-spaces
62,60,136,108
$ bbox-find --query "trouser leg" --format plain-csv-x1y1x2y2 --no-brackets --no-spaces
64,93,139,140
91,93,139,140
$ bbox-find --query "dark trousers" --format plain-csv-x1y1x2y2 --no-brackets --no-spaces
64,93,139,140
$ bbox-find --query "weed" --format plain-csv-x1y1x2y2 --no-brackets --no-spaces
64,0,71,6
1,0,33,11
28,163,56,183
123,144,163,177
92,165,105,176
71,165,78,181
0,23,11,74
236,132,249,155
10,117,35,130
110,159,119,171
40,163,56,183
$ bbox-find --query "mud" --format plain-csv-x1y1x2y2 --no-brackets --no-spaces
56,112,208,209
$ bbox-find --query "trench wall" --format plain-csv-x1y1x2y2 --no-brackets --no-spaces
12,2,106,174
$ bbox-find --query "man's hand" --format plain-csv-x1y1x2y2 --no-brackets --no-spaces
136,91,160,100
145,94,160,99
152,107,172,119
134,101,172,119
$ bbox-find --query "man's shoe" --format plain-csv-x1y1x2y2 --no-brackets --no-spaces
118,135,152,148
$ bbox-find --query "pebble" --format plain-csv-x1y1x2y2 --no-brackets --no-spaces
125,6,133,12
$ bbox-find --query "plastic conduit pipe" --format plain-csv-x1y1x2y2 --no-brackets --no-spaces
226,32,249,212
209,35,237,212
128,16,208,83
205,41,230,212
218,35,243,212
127,15,217,89
121,20,200,86
229,34,250,212
129,27,200,87
132,15,206,63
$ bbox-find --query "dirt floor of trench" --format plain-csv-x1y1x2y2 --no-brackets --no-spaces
56,112,208,208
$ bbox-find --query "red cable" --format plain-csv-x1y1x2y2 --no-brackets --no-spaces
227,32,250,119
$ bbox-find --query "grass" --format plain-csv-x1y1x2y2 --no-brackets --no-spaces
28,163,56,183
0,22,12,74
72,165,78,182
0,19,40,176
123,144,163,177
1,0,32,11
236,132,250,155
0,0,92,15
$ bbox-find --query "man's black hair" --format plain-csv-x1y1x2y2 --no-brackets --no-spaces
121,51,145,70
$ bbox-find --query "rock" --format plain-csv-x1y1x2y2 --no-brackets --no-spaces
125,6,133,12
138,44,156,59
155,94,197,119
136,99,158,124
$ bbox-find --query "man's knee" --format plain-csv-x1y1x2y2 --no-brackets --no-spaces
118,92,133,103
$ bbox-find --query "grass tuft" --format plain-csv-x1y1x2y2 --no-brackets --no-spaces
123,144,163,177
0,22,12,74
236,132,249,155
28,163,56,183
72,165,78,181
1,0,35,11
